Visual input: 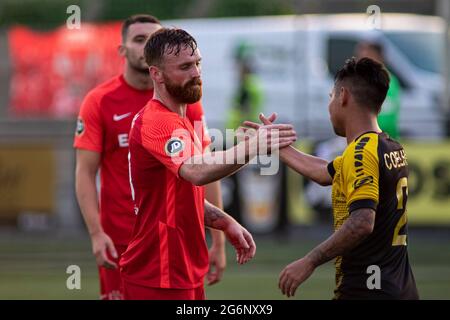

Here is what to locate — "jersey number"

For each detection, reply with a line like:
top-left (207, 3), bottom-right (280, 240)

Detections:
top-left (393, 177), bottom-right (408, 246)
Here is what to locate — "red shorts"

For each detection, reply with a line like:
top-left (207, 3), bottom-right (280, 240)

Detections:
top-left (122, 281), bottom-right (206, 300)
top-left (98, 244), bottom-right (127, 300)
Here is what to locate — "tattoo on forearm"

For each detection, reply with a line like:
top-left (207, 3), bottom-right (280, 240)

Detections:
top-left (204, 202), bottom-right (227, 229)
top-left (308, 208), bottom-right (375, 267)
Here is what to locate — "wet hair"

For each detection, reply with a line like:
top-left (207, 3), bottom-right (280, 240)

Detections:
top-left (144, 28), bottom-right (198, 67)
top-left (334, 57), bottom-right (390, 114)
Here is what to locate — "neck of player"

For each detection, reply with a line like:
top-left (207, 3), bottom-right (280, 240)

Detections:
top-left (153, 87), bottom-right (187, 118)
top-left (123, 63), bottom-right (153, 91)
top-left (345, 109), bottom-right (381, 144)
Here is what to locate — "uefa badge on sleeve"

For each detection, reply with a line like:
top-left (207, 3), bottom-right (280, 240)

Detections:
top-left (76, 118), bottom-right (85, 136)
top-left (165, 138), bottom-right (185, 157)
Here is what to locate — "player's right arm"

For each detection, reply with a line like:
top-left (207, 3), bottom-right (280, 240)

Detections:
top-left (243, 114), bottom-right (332, 186)
top-left (75, 150), bottom-right (118, 269)
top-left (179, 123), bottom-right (297, 185)
top-left (74, 91), bottom-right (117, 269)
top-left (278, 146), bottom-right (332, 186)
top-left (141, 115), bottom-right (295, 185)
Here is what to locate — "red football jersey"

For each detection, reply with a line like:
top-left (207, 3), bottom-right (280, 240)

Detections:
top-left (73, 75), bottom-right (153, 245)
top-left (120, 99), bottom-right (210, 289)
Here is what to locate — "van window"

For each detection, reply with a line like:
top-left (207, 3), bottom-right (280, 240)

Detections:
top-left (327, 37), bottom-right (410, 90)
top-left (385, 32), bottom-right (443, 74)
top-left (327, 38), bottom-right (359, 77)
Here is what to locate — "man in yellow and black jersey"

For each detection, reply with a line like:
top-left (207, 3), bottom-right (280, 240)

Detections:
top-left (326, 131), bottom-right (417, 299)
top-left (244, 57), bottom-right (418, 299)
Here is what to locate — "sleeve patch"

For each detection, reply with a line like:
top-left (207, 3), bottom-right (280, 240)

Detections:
top-left (76, 118), bottom-right (85, 136)
top-left (165, 138), bottom-right (185, 156)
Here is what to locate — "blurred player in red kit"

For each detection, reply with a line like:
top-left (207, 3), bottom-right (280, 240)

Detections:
top-left (74, 15), bottom-right (227, 300)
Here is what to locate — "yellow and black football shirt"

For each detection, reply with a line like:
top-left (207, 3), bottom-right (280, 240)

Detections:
top-left (327, 132), bottom-right (418, 300)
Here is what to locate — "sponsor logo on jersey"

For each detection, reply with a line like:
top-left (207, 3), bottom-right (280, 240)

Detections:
top-left (118, 133), bottom-right (129, 147)
top-left (113, 112), bottom-right (132, 121)
top-left (353, 176), bottom-right (374, 189)
top-left (354, 136), bottom-right (370, 179)
top-left (165, 138), bottom-right (184, 156)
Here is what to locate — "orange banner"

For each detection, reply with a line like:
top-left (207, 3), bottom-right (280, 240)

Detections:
top-left (8, 23), bottom-right (123, 118)
top-left (0, 144), bottom-right (55, 216)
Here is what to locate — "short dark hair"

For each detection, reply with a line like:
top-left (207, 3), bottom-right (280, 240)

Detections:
top-left (121, 14), bottom-right (161, 42)
top-left (334, 57), bottom-right (390, 114)
top-left (144, 28), bottom-right (198, 67)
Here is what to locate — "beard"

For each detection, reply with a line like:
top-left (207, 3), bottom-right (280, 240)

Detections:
top-left (163, 74), bottom-right (202, 104)
top-left (127, 54), bottom-right (149, 75)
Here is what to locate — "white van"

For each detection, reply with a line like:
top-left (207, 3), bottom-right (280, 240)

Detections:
top-left (167, 14), bottom-right (446, 140)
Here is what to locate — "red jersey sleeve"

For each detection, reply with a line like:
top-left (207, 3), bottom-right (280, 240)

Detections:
top-left (187, 101), bottom-right (211, 151)
top-left (73, 91), bottom-right (103, 152)
top-left (140, 116), bottom-right (197, 178)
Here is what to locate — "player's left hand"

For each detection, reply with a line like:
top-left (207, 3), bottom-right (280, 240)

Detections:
top-left (207, 243), bottom-right (226, 285)
top-left (224, 221), bottom-right (256, 265)
top-left (279, 257), bottom-right (315, 298)
top-left (242, 112), bottom-right (278, 130)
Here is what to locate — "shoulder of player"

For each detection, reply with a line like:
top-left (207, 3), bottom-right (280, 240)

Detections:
top-left (83, 75), bottom-right (124, 107)
top-left (378, 132), bottom-right (404, 151)
top-left (140, 108), bottom-right (186, 134)
top-left (186, 101), bottom-right (204, 120)
top-left (343, 132), bottom-right (380, 162)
